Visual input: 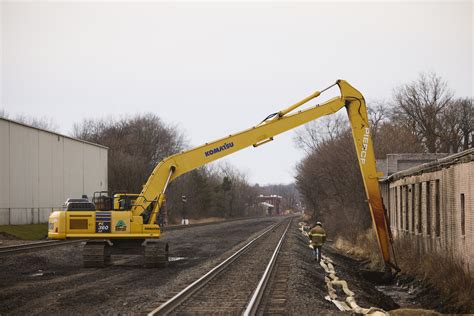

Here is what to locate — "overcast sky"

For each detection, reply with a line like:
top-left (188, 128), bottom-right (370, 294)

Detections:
top-left (1, 1), bottom-right (473, 185)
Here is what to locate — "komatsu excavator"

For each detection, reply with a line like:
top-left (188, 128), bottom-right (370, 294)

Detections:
top-left (48, 80), bottom-right (397, 273)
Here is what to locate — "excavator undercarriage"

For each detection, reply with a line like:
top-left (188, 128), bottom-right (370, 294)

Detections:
top-left (82, 239), bottom-right (168, 268)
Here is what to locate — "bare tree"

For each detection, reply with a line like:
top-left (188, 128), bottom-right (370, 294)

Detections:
top-left (368, 100), bottom-right (388, 142)
top-left (391, 72), bottom-right (453, 152)
top-left (454, 98), bottom-right (473, 151)
top-left (0, 110), bottom-right (59, 131)
top-left (0, 109), bottom-right (7, 118)
top-left (294, 113), bottom-right (347, 154)
top-left (439, 97), bottom-right (474, 153)
top-left (73, 114), bottom-right (186, 193)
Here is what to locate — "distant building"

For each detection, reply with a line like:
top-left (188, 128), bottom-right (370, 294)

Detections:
top-left (377, 153), bottom-right (449, 181)
top-left (257, 195), bottom-right (282, 215)
top-left (380, 149), bottom-right (473, 274)
top-left (0, 117), bottom-right (108, 225)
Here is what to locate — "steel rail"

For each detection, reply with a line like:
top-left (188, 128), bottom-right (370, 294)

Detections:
top-left (0, 239), bottom-right (86, 256)
top-left (148, 219), bottom-right (287, 316)
top-left (243, 218), bottom-right (292, 316)
top-left (162, 215), bottom-right (269, 231)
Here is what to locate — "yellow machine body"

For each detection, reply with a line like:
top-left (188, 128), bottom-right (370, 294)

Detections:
top-left (48, 210), bottom-right (160, 239)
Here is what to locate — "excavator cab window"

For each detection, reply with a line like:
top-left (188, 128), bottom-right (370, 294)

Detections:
top-left (119, 197), bottom-right (132, 210)
top-left (92, 191), bottom-right (113, 211)
top-left (112, 193), bottom-right (139, 211)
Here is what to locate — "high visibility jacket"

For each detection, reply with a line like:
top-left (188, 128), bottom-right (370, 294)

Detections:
top-left (308, 226), bottom-right (326, 246)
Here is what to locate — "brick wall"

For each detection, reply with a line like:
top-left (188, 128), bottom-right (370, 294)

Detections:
top-left (383, 154), bottom-right (473, 275)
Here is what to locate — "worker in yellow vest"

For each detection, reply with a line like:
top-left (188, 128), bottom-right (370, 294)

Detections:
top-left (308, 221), bottom-right (327, 262)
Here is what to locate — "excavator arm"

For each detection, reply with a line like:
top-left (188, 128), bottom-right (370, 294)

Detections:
top-left (131, 80), bottom-right (395, 270)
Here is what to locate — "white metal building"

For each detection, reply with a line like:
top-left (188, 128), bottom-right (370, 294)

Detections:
top-left (0, 117), bottom-right (108, 225)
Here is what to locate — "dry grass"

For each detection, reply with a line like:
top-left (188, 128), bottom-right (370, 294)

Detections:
top-left (394, 238), bottom-right (474, 314)
top-left (333, 229), bottom-right (474, 313)
top-left (388, 308), bottom-right (441, 316)
top-left (333, 229), bottom-right (384, 270)
top-left (0, 224), bottom-right (48, 240)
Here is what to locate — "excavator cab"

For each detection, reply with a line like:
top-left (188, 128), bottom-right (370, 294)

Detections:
top-left (91, 191), bottom-right (140, 211)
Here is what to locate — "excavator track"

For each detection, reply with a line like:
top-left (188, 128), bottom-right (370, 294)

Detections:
top-left (145, 241), bottom-right (168, 268)
top-left (83, 241), bottom-right (110, 268)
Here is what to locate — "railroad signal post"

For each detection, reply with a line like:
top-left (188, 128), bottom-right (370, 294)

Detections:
top-left (181, 195), bottom-right (188, 225)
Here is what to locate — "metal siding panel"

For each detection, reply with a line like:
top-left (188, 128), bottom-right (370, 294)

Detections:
top-left (52, 135), bottom-right (64, 207)
top-left (0, 209), bottom-right (9, 225)
top-left (39, 208), bottom-right (52, 222)
top-left (83, 144), bottom-right (100, 198)
top-left (101, 148), bottom-right (108, 191)
top-left (63, 138), bottom-right (84, 199)
top-left (29, 127), bottom-right (39, 209)
top-left (0, 120), bottom-right (9, 209)
top-left (83, 145), bottom-right (108, 198)
top-left (9, 124), bottom-right (28, 208)
top-left (10, 208), bottom-right (27, 225)
top-left (38, 131), bottom-right (53, 207)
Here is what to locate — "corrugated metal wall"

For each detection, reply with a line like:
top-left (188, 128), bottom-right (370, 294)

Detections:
top-left (383, 157), bottom-right (473, 274)
top-left (0, 118), bottom-right (108, 225)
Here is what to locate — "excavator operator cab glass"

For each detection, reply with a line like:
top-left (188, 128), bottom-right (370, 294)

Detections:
top-left (92, 191), bottom-right (113, 211)
top-left (114, 194), bottom-right (139, 211)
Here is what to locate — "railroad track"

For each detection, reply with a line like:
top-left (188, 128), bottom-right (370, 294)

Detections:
top-left (163, 215), bottom-right (268, 232)
top-left (0, 216), bottom-right (270, 257)
top-left (149, 217), bottom-right (293, 315)
top-left (0, 239), bottom-right (85, 256)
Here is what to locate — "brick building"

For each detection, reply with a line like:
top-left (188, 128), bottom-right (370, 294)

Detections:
top-left (380, 149), bottom-right (473, 274)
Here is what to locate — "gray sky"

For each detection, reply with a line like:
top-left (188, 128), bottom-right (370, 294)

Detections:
top-left (1, 1), bottom-right (473, 185)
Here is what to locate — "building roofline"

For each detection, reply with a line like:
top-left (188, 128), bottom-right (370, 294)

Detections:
top-left (0, 116), bottom-right (109, 150)
top-left (384, 148), bottom-right (474, 182)
top-left (384, 153), bottom-right (448, 157)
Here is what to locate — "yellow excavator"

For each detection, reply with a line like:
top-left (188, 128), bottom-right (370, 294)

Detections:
top-left (48, 80), bottom-right (397, 272)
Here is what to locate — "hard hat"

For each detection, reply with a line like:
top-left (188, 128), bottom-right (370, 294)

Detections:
top-left (316, 221), bottom-right (322, 226)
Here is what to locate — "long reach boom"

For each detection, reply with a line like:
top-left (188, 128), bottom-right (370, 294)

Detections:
top-left (48, 80), bottom-right (397, 272)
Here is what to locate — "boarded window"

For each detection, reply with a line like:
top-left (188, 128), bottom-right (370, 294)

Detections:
top-left (461, 194), bottom-right (465, 236)
top-left (426, 181), bottom-right (431, 235)
top-left (405, 185), bottom-right (409, 231)
top-left (399, 186), bottom-right (403, 230)
top-left (395, 187), bottom-right (399, 229)
top-left (435, 180), bottom-right (440, 237)
top-left (411, 184), bottom-right (415, 233)
top-left (417, 182), bottom-right (422, 234)
top-left (389, 188), bottom-right (397, 227)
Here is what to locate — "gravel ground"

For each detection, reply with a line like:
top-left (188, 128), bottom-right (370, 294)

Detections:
top-left (0, 217), bottom-right (280, 315)
top-left (286, 220), bottom-right (398, 315)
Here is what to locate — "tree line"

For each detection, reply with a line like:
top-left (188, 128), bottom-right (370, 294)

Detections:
top-left (295, 72), bottom-right (473, 239)
top-left (72, 114), bottom-right (299, 223)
